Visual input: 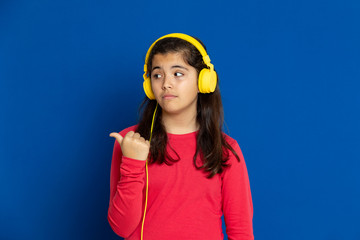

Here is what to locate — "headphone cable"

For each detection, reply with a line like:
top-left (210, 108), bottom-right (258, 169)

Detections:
top-left (141, 103), bottom-right (158, 240)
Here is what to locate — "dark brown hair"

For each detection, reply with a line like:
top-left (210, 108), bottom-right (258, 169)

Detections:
top-left (136, 37), bottom-right (240, 178)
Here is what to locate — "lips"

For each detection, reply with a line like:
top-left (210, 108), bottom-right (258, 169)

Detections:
top-left (162, 94), bottom-right (177, 100)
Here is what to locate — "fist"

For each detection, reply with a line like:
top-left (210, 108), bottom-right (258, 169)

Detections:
top-left (109, 131), bottom-right (150, 161)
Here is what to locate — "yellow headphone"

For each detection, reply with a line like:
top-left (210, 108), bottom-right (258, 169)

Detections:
top-left (142, 33), bottom-right (218, 100)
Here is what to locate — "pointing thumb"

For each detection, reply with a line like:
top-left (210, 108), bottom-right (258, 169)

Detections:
top-left (109, 132), bottom-right (123, 145)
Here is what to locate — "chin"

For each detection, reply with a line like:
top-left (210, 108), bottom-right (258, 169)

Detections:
top-left (161, 108), bottom-right (181, 115)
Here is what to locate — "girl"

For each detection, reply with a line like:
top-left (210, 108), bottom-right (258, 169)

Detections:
top-left (108, 33), bottom-right (254, 240)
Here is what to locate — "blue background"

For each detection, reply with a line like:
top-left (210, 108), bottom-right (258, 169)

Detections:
top-left (1, 0), bottom-right (359, 239)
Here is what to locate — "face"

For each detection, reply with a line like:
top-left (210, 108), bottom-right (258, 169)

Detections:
top-left (150, 52), bottom-right (199, 118)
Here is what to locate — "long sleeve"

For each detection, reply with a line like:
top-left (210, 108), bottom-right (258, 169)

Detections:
top-left (221, 140), bottom-right (254, 240)
top-left (107, 132), bottom-right (146, 238)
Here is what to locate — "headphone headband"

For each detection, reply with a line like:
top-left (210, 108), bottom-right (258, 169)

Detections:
top-left (143, 33), bottom-right (213, 77)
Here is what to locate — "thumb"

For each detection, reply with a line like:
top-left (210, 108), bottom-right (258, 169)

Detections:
top-left (109, 132), bottom-right (123, 145)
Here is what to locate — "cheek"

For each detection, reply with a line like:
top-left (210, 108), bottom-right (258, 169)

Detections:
top-left (151, 81), bottom-right (159, 93)
top-left (183, 80), bottom-right (199, 98)
top-left (191, 75), bottom-right (199, 92)
top-left (151, 81), bottom-right (163, 101)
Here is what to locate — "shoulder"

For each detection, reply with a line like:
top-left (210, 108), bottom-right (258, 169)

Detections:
top-left (220, 133), bottom-right (249, 179)
top-left (222, 132), bottom-right (245, 163)
top-left (222, 132), bottom-right (237, 146)
top-left (119, 125), bottom-right (138, 137)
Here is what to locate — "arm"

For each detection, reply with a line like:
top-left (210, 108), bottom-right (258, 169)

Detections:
top-left (107, 138), bottom-right (146, 238)
top-left (222, 140), bottom-right (254, 240)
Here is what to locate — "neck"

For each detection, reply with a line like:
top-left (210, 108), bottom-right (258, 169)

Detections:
top-left (161, 111), bottom-right (199, 134)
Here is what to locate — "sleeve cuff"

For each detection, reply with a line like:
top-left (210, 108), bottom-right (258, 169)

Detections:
top-left (120, 156), bottom-right (146, 175)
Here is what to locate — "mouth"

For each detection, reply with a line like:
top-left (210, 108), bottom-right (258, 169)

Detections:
top-left (162, 94), bottom-right (177, 100)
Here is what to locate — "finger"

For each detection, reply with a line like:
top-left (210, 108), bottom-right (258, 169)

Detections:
top-left (133, 132), bottom-right (141, 139)
top-left (109, 132), bottom-right (123, 145)
top-left (125, 131), bottom-right (135, 138)
top-left (145, 140), bottom-right (150, 147)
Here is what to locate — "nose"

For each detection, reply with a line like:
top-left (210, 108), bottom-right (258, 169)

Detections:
top-left (162, 74), bottom-right (172, 90)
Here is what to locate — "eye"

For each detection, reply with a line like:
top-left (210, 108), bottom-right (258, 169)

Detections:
top-left (151, 73), bottom-right (162, 79)
top-left (174, 72), bottom-right (184, 77)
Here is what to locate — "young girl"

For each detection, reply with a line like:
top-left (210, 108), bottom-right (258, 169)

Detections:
top-left (108, 33), bottom-right (254, 240)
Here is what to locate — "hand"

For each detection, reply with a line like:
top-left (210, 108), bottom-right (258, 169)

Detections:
top-left (109, 131), bottom-right (150, 161)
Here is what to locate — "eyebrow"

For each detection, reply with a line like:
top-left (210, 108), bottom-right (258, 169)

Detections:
top-left (152, 65), bottom-right (189, 71)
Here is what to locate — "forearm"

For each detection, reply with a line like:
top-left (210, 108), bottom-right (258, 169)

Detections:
top-left (108, 156), bottom-right (146, 238)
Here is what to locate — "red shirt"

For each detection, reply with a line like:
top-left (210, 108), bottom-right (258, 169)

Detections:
top-left (108, 125), bottom-right (254, 240)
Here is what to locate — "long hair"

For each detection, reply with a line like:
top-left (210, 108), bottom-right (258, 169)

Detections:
top-left (136, 37), bottom-right (240, 178)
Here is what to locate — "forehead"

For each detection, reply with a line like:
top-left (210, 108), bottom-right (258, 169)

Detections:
top-left (151, 52), bottom-right (189, 67)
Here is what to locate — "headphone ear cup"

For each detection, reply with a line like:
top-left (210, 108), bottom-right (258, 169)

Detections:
top-left (143, 77), bottom-right (156, 100)
top-left (198, 68), bottom-right (217, 93)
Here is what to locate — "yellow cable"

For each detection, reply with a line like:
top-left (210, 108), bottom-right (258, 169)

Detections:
top-left (141, 103), bottom-right (158, 240)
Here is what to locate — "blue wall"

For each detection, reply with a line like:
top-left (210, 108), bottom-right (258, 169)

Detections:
top-left (1, 0), bottom-right (359, 239)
